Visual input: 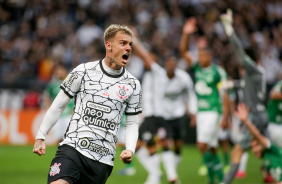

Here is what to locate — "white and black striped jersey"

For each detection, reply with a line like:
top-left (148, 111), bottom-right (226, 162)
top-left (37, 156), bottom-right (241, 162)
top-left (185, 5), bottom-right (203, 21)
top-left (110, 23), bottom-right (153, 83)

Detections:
top-left (59, 60), bottom-right (142, 166)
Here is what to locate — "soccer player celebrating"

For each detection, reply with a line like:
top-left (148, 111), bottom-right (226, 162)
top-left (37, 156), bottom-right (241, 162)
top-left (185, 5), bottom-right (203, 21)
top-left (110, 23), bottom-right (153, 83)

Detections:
top-left (221, 9), bottom-right (269, 184)
top-left (180, 17), bottom-right (229, 184)
top-left (33, 24), bottom-right (142, 184)
top-left (235, 103), bottom-right (282, 184)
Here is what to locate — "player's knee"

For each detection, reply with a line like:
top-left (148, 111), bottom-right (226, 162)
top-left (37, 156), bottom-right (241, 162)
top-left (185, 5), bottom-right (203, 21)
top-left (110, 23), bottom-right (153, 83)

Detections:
top-left (50, 179), bottom-right (69, 184)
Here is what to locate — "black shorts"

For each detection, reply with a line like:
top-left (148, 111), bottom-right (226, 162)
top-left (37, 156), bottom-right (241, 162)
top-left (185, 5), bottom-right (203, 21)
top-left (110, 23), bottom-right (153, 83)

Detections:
top-left (48, 144), bottom-right (113, 184)
top-left (165, 117), bottom-right (185, 140)
top-left (138, 116), bottom-right (165, 145)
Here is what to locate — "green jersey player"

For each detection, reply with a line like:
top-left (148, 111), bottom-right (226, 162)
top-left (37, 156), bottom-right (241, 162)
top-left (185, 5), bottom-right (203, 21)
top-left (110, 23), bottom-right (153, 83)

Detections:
top-left (267, 80), bottom-right (282, 148)
top-left (180, 18), bottom-right (229, 184)
top-left (236, 103), bottom-right (282, 184)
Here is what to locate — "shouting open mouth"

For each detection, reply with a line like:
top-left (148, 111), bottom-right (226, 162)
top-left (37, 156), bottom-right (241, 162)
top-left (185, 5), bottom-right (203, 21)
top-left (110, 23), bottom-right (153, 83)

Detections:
top-left (122, 54), bottom-right (130, 64)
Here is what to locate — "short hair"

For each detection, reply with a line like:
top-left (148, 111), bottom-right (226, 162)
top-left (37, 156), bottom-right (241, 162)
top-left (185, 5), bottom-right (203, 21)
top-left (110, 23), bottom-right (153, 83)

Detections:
top-left (104, 24), bottom-right (133, 43)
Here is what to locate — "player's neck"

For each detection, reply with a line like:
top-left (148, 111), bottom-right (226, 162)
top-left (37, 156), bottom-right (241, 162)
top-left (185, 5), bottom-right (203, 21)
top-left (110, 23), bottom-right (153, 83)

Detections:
top-left (105, 56), bottom-right (122, 70)
top-left (102, 59), bottom-right (123, 75)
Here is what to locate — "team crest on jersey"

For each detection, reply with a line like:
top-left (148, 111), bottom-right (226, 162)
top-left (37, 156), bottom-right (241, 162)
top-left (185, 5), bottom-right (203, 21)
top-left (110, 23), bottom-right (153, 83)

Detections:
top-left (117, 85), bottom-right (129, 99)
top-left (49, 163), bottom-right (61, 176)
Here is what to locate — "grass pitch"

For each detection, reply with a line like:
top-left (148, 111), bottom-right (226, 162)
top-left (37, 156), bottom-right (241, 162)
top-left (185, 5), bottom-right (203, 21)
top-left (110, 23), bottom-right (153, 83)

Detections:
top-left (0, 144), bottom-right (263, 184)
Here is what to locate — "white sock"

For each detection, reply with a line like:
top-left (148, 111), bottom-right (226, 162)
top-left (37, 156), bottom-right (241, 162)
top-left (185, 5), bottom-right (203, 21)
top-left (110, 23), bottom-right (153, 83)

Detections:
top-left (137, 147), bottom-right (161, 184)
top-left (238, 152), bottom-right (248, 172)
top-left (162, 150), bottom-right (178, 181)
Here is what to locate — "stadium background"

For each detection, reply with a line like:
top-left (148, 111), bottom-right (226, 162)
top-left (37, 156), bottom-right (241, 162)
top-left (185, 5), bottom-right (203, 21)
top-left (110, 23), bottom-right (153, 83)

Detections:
top-left (0, 0), bottom-right (281, 183)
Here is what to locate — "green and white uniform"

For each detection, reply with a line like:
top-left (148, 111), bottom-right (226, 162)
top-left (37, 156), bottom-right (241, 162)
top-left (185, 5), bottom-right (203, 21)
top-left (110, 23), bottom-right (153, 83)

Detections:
top-left (191, 62), bottom-right (227, 147)
top-left (44, 80), bottom-right (75, 142)
top-left (267, 80), bottom-right (282, 148)
top-left (264, 140), bottom-right (282, 182)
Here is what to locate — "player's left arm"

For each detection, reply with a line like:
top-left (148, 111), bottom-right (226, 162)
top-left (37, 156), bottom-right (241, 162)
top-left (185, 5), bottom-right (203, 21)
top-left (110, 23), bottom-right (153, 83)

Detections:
top-left (217, 67), bottom-right (230, 129)
top-left (120, 79), bottom-right (142, 164)
top-left (221, 91), bottom-right (230, 129)
top-left (120, 114), bottom-right (140, 164)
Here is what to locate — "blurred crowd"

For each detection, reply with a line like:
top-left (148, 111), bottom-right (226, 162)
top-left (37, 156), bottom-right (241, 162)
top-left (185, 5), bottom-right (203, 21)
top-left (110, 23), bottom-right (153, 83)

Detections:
top-left (0, 0), bottom-right (282, 110)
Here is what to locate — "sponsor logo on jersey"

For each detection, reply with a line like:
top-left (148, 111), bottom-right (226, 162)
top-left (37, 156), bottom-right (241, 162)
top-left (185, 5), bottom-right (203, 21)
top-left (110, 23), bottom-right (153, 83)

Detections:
top-left (83, 102), bottom-right (116, 130)
top-left (195, 81), bottom-right (212, 95)
top-left (86, 102), bottom-right (111, 112)
top-left (117, 85), bottom-right (129, 99)
top-left (49, 163), bottom-right (61, 176)
top-left (78, 138), bottom-right (109, 156)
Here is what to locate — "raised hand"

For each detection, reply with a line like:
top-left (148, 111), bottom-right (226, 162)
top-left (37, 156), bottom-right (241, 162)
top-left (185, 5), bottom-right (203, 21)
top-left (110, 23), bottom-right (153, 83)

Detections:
top-left (235, 103), bottom-right (250, 122)
top-left (220, 8), bottom-right (233, 25)
top-left (182, 17), bottom-right (197, 35)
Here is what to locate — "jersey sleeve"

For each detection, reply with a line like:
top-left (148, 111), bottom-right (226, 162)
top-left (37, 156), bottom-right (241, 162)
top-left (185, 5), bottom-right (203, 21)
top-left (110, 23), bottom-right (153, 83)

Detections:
top-left (60, 64), bottom-right (85, 98)
top-left (125, 79), bottom-right (142, 115)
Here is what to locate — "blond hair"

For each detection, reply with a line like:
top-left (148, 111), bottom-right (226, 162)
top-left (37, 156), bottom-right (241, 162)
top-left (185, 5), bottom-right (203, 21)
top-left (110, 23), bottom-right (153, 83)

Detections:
top-left (104, 24), bottom-right (133, 43)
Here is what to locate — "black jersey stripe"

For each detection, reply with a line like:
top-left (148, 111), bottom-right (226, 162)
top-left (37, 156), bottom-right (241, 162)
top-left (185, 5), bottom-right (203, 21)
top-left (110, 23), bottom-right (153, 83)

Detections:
top-left (60, 86), bottom-right (73, 98)
top-left (125, 111), bottom-right (142, 115)
top-left (99, 60), bottom-right (125, 78)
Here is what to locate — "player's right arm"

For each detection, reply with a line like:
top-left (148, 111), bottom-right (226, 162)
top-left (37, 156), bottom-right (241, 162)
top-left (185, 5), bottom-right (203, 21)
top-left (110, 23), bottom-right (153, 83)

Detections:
top-left (179, 18), bottom-right (197, 68)
top-left (34, 65), bottom-right (84, 156)
top-left (33, 90), bottom-right (71, 156)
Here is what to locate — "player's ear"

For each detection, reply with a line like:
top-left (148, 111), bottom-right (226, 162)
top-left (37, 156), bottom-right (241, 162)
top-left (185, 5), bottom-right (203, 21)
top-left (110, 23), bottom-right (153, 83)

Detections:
top-left (105, 41), bottom-right (112, 52)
